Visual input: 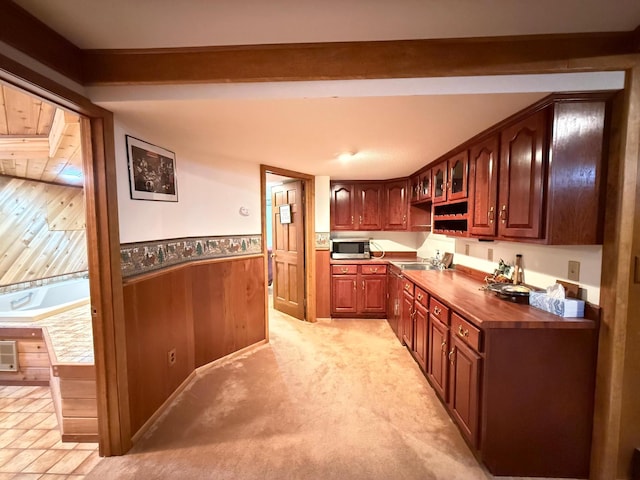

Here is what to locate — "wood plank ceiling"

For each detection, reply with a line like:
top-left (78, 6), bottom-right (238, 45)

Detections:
top-left (0, 83), bottom-right (83, 187)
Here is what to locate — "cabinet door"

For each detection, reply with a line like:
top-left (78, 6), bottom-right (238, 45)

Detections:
top-left (432, 162), bottom-right (448, 203)
top-left (330, 183), bottom-right (356, 231)
top-left (383, 180), bottom-right (408, 230)
top-left (419, 169), bottom-right (432, 201)
top-left (331, 274), bottom-right (358, 314)
top-left (359, 274), bottom-right (387, 313)
top-left (386, 272), bottom-right (399, 337)
top-left (401, 290), bottom-right (414, 349)
top-left (448, 151), bottom-right (469, 201)
top-left (469, 135), bottom-right (499, 237)
top-left (357, 184), bottom-right (383, 230)
top-left (427, 316), bottom-right (449, 401)
top-left (410, 175), bottom-right (421, 204)
top-left (448, 336), bottom-right (482, 448)
top-left (413, 302), bottom-right (428, 371)
top-left (498, 110), bottom-right (547, 239)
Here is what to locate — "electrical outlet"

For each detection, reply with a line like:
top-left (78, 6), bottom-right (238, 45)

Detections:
top-left (487, 248), bottom-right (494, 261)
top-left (464, 244), bottom-right (470, 256)
top-left (568, 261), bottom-right (580, 282)
top-left (168, 348), bottom-right (176, 366)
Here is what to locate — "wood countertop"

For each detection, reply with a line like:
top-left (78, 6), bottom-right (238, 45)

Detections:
top-left (401, 268), bottom-right (596, 330)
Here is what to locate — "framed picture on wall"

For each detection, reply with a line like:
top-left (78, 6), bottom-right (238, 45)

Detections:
top-left (126, 135), bottom-right (178, 202)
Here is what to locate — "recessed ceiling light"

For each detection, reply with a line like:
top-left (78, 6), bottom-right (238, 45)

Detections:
top-left (337, 150), bottom-right (358, 162)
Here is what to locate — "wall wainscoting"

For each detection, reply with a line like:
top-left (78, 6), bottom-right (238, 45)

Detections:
top-left (120, 234), bottom-right (262, 278)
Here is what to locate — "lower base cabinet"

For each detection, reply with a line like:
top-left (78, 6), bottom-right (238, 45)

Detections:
top-left (395, 281), bottom-right (597, 478)
top-left (331, 264), bottom-right (387, 318)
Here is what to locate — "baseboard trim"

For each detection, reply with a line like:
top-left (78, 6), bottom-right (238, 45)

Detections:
top-left (130, 339), bottom-right (268, 445)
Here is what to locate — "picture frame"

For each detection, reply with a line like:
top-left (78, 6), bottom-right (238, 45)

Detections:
top-left (126, 135), bottom-right (178, 202)
top-left (279, 204), bottom-right (292, 224)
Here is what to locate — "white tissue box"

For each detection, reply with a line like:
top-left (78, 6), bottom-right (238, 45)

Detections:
top-left (529, 291), bottom-right (585, 318)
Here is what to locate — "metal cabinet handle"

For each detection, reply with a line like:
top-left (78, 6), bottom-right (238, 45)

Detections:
top-left (441, 341), bottom-right (447, 354)
top-left (417, 293), bottom-right (423, 301)
top-left (353, 280), bottom-right (356, 290)
top-left (341, 267), bottom-right (348, 273)
top-left (433, 306), bottom-right (441, 315)
top-left (362, 280), bottom-right (365, 290)
top-left (371, 267), bottom-right (378, 273)
top-left (359, 215), bottom-right (363, 224)
top-left (500, 204), bottom-right (507, 224)
top-left (488, 206), bottom-right (495, 224)
top-left (405, 284), bottom-right (410, 291)
top-left (458, 325), bottom-right (469, 338)
top-left (448, 347), bottom-right (456, 364)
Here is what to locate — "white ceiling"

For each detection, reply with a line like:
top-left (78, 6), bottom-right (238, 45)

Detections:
top-left (14, 0), bottom-right (640, 49)
top-left (11, 1), bottom-right (636, 179)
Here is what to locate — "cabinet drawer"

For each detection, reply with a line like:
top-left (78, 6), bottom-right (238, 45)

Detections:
top-left (402, 280), bottom-right (414, 296)
top-left (332, 265), bottom-right (357, 275)
top-left (429, 297), bottom-right (450, 325)
top-left (415, 287), bottom-right (428, 308)
top-left (361, 264), bottom-right (387, 275)
top-left (451, 312), bottom-right (482, 352)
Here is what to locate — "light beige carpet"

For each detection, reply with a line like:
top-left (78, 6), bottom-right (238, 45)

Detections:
top-left (86, 308), bottom-right (495, 480)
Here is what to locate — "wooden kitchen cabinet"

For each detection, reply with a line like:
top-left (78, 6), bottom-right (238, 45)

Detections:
top-left (466, 94), bottom-right (610, 244)
top-left (411, 169), bottom-right (432, 204)
top-left (468, 134), bottom-right (500, 237)
top-left (498, 109), bottom-right (547, 240)
top-left (427, 297), bottom-right (451, 401)
top-left (447, 151), bottom-right (469, 201)
top-left (411, 287), bottom-right (429, 372)
top-left (383, 179), bottom-right (409, 230)
top-left (331, 263), bottom-right (386, 318)
top-left (448, 332), bottom-right (482, 449)
top-left (386, 266), bottom-right (403, 341)
top-left (400, 280), bottom-right (415, 348)
top-left (330, 265), bottom-right (358, 314)
top-left (432, 162), bottom-right (448, 203)
top-left (329, 182), bottom-right (383, 231)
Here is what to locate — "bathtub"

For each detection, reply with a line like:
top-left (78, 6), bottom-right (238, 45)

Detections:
top-left (0, 279), bottom-right (90, 323)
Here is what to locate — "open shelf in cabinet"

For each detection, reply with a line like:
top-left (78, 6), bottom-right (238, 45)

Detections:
top-left (432, 200), bottom-right (468, 236)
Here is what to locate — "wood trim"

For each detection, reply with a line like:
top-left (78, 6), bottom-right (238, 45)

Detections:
top-left (0, 2), bottom-right (84, 83)
top-left (0, 52), bottom-right (132, 457)
top-left (79, 32), bottom-right (639, 85)
top-left (590, 66), bottom-right (640, 479)
top-left (261, 164), bottom-right (316, 323)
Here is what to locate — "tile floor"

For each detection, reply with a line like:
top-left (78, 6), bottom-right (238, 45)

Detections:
top-left (0, 385), bottom-right (100, 479)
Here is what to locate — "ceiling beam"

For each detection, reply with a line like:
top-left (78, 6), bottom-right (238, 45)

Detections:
top-left (0, 2), bottom-right (84, 84)
top-left (81, 31), bottom-right (640, 86)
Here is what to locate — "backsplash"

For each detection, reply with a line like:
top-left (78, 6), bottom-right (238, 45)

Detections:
top-left (120, 234), bottom-right (262, 278)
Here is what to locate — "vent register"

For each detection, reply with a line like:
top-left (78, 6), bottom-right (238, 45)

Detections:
top-left (0, 341), bottom-right (18, 371)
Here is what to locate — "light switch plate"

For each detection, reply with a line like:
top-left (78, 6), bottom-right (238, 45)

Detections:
top-left (568, 261), bottom-right (580, 282)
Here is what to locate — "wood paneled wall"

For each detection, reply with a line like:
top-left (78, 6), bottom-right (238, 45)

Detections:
top-left (315, 250), bottom-right (331, 318)
top-left (0, 176), bottom-right (86, 285)
top-left (123, 255), bottom-right (266, 435)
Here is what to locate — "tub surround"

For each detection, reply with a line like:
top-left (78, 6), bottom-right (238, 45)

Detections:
top-left (0, 304), bottom-right (97, 442)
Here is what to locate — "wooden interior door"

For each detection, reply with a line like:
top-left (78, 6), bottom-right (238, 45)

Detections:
top-left (271, 181), bottom-right (305, 320)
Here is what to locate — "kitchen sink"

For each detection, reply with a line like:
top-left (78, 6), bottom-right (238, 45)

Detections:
top-left (392, 262), bottom-right (439, 271)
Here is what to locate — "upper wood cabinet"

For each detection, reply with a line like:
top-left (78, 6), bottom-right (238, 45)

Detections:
top-left (330, 183), bottom-right (382, 231)
top-left (448, 151), bottom-right (469, 201)
top-left (469, 135), bottom-right (500, 237)
top-left (410, 169), bottom-right (432, 204)
top-left (432, 162), bottom-right (448, 203)
top-left (498, 110), bottom-right (547, 240)
top-left (433, 152), bottom-right (469, 204)
top-left (331, 181), bottom-right (409, 231)
top-left (383, 180), bottom-right (409, 230)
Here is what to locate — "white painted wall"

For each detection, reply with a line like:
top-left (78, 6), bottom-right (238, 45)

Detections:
top-left (114, 119), bottom-right (261, 243)
top-left (315, 176), bottom-right (331, 232)
top-left (417, 233), bottom-right (602, 304)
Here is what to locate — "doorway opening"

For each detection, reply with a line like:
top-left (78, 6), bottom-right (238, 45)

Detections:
top-left (260, 165), bottom-right (316, 329)
top-left (0, 81), bottom-right (100, 455)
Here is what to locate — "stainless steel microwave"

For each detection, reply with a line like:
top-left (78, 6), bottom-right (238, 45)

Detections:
top-left (330, 238), bottom-right (371, 259)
